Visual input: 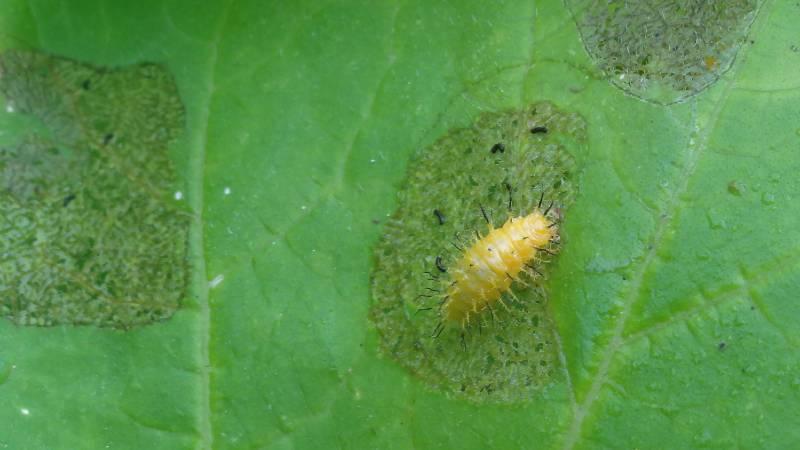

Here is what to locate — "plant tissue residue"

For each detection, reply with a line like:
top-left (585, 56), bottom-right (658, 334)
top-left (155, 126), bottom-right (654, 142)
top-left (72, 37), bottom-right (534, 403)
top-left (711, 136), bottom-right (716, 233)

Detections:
top-left (568, 0), bottom-right (762, 103)
top-left (0, 49), bottom-right (189, 328)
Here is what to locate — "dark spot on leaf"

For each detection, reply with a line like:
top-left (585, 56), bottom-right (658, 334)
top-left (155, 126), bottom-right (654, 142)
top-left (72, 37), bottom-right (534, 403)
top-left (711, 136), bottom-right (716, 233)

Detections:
top-left (62, 193), bottom-right (76, 207)
top-left (433, 208), bottom-right (445, 225)
top-left (435, 255), bottom-right (447, 273)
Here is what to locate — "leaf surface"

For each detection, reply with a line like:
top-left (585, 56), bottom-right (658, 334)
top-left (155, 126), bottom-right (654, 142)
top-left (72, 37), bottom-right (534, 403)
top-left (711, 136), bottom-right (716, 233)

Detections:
top-left (1, 0), bottom-right (799, 449)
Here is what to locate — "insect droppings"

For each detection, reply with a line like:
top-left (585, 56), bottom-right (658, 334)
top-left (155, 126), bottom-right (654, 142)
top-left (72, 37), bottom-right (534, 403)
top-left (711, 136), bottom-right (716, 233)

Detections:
top-left (433, 209), bottom-right (446, 225)
top-left (435, 255), bottom-right (447, 273)
top-left (62, 193), bottom-right (76, 207)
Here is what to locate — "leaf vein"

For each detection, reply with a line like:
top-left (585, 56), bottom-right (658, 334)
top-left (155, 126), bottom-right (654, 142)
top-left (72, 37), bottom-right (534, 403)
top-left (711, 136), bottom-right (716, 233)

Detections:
top-left (188, 1), bottom-right (235, 449)
top-left (560, 1), bottom-right (774, 447)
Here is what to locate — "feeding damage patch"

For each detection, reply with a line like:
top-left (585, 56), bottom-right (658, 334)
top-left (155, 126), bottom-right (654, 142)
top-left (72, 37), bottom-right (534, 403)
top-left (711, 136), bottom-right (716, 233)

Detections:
top-left (0, 49), bottom-right (188, 328)
top-left (371, 102), bottom-right (586, 403)
top-left (567, 0), bottom-right (762, 103)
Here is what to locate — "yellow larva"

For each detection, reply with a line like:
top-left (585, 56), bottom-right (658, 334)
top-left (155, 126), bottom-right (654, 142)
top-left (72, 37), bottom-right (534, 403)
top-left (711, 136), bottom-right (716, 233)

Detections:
top-left (443, 210), bottom-right (554, 327)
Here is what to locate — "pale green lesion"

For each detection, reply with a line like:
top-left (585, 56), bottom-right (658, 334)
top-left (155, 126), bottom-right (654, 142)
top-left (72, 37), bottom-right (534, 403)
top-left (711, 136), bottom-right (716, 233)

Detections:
top-left (568, 0), bottom-right (762, 103)
top-left (0, 49), bottom-right (189, 328)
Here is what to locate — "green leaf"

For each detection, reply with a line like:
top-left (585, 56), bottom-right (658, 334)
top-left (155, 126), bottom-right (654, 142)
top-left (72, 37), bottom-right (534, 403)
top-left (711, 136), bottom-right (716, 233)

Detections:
top-left (1, 0), bottom-right (799, 449)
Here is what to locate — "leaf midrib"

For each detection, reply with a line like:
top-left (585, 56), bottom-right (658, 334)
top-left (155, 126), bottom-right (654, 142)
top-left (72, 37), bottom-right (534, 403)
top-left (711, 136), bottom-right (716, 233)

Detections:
top-left (187, 1), bottom-right (234, 449)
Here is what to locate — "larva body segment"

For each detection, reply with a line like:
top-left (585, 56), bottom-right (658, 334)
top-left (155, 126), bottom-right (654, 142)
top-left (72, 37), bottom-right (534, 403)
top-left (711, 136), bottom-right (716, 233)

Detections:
top-left (444, 210), bottom-right (554, 326)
